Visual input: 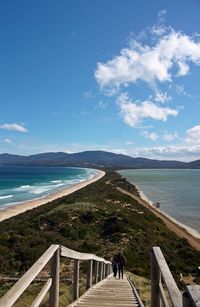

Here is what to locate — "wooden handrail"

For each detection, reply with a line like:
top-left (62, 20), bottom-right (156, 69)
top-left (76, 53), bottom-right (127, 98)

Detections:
top-left (0, 244), bottom-right (59, 307)
top-left (60, 245), bottom-right (110, 263)
top-left (0, 244), bottom-right (111, 307)
top-left (127, 276), bottom-right (145, 307)
top-left (151, 247), bottom-right (182, 307)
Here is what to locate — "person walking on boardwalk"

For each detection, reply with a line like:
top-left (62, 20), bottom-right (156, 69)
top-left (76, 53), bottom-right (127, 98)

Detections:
top-left (112, 253), bottom-right (118, 277)
top-left (117, 252), bottom-right (126, 279)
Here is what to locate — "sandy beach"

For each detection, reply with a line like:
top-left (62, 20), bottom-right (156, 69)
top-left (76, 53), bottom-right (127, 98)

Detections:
top-left (135, 185), bottom-right (200, 239)
top-left (0, 170), bottom-right (105, 223)
top-left (117, 186), bottom-right (200, 251)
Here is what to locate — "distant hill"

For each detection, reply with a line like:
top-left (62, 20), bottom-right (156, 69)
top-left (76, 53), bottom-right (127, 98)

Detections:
top-left (183, 159), bottom-right (200, 169)
top-left (0, 150), bottom-right (190, 169)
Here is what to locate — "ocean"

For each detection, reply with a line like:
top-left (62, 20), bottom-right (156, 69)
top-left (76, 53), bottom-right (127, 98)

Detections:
top-left (0, 166), bottom-right (97, 209)
top-left (118, 169), bottom-right (200, 234)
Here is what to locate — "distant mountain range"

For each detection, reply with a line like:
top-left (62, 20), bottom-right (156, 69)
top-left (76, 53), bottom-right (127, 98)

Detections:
top-left (0, 150), bottom-right (199, 169)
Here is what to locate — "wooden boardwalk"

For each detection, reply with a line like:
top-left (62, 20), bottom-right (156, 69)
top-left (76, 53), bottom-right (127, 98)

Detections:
top-left (71, 275), bottom-right (140, 307)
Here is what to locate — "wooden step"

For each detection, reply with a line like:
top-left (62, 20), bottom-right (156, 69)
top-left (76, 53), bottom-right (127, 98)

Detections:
top-left (72, 275), bottom-right (139, 307)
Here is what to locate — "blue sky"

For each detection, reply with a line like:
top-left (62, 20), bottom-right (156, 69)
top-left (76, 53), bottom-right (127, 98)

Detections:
top-left (0, 0), bottom-right (200, 161)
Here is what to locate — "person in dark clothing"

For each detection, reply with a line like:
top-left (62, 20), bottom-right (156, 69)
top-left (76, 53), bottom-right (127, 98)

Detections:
top-left (117, 252), bottom-right (126, 279)
top-left (112, 254), bottom-right (118, 277)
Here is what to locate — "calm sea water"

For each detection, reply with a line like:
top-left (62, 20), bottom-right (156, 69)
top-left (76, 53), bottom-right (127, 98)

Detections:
top-left (0, 166), bottom-right (97, 209)
top-left (118, 169), bottom-right (200, 234)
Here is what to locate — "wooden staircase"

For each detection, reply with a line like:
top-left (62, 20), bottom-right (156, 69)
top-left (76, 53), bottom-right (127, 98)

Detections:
top-left (1, 245), bottom-right (199, 306)
top-left (70, 275), bottom-right (142, 307)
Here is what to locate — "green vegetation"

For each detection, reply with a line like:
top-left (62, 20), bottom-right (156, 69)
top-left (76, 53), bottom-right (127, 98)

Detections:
top-left (0, 281), bottom-right (77, 306)
top-left (0, 171), bottom-right (199, 285)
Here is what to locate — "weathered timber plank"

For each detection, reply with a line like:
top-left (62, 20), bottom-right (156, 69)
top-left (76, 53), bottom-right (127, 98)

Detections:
top-left (71, 275), bottom-right (138, 307)
top-left (73, 259), bottom-right (80, 301)
top-left (60, 245), bottom-right (110, 263)
top-left (31, 278), bottom-right (52, 307)
top-left (153, 247), bottom-right (182, 307)
top-left (76, 304), bottom-right (138, 307)
top-left (49, 248), bottom-right (60, 307)
top-left (186, 285), bottom-right (200, 306)
top-left (159, 283), bottom-right (170, 307)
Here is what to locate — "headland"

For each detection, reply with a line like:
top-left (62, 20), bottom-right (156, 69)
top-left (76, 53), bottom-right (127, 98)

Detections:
top-left (0, 171), bottom-right (199, 286)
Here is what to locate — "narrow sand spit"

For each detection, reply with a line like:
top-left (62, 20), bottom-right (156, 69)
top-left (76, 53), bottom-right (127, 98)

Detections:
top-left (0, 170), bottom-right (105, 222)
top-left (117, 187), bottom-right (200, 251)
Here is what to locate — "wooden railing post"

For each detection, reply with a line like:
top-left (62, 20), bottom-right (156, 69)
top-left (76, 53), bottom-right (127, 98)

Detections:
top-left (94, 261), bottom-right (99, 284)
top-left (86, 260), bottom-right (93, 290)
top-left (99, 262), bottom-right (103, 281)
top-left (150, 249), bottom-right (161, 307)
top-left (103, 263), bottom-right (105, 279)
top-left (73, 259), bottom-right (80, 301)
top-left (105, 263), bottom-right (108, 277)
top-left (49, 247), bottom-right (60, 307)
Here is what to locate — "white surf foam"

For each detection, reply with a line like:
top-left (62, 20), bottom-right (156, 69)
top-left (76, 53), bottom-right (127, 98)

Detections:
top-left (0, 195), bottom-right (13, 200)
top-left (15, 185), bottom-right (31, 191)
top-left (51, 180), bottom-right (62, 183)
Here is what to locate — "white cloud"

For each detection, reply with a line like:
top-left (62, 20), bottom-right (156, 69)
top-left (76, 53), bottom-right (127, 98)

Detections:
top-left (111, 145), bottom-right (200, 162)
top-left (150, 24), bottom-right (167, 37)
top-left (186, 125), bottom-right (200, 144)
top-left (0, 123), bottom-right (28, 133)
top-left (158, 9), bottom-right (167, 23)
top-left (141, 131), bottom-right (159, 141)
top-left (95, 28), bottom-right (200, 91)
top-left (118, 93), bottom-right (178, 127)
top-left (150, 10), bottom-right (168, 37)
top-left (163, 132), bottom-right (178, 141)
top-left (64, 142), bottom-right (200, 161)
top-left (176, 61), bottom-right (189, 76)
top-left (175, 84), bottom-right (189, 96)
top-left (154, 90), bottom-right (171, 103)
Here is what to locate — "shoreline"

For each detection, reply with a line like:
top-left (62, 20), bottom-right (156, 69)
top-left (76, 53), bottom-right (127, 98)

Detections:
top-left (136, 185), bottom-right (200, 240)
top-left (117, 185), bottom-right (200, 251)
top-left (0, 169), bottom-right (105, 223)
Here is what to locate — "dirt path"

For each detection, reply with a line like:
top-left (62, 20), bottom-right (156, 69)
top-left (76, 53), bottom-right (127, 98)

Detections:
top-left (117, 187), bottom-right (200, 251)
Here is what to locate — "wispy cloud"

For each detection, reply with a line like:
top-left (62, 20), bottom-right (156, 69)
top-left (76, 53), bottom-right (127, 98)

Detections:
top-left (186, 125), bottom-right (200, 144)
top-left (0, 123), bottom-right (28, 133)
top-left (126, 141), bottom-right (134, 146)
top-left (83, 90), bottom-right (95, 99)
top-left (3, 138), bottom-right (12, 144)
top-left (163, 131), bottom-right (178, 142)
top-left (154, 90), bottom-right (171, 103)
top-left (140, 131), bottom-right (159, 141)
top-left (118, 93), bottom-right (178, 127)
top-left (94, 100), bottom-right (107, 109)
top-left (175, 84), bottom-right (190, 97)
